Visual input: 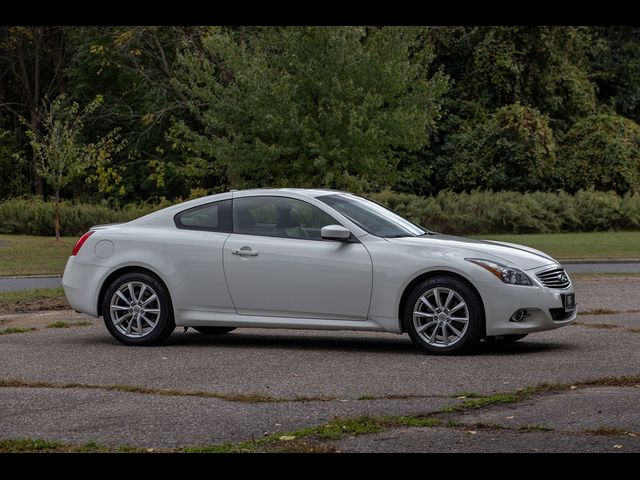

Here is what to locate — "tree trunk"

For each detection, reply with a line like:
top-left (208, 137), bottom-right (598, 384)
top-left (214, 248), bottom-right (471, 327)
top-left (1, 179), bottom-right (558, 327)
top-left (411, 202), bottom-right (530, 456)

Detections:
top-left (54, 192), bottom-right (61, 241)
top-left (30, 111), bottom-right (44, 196)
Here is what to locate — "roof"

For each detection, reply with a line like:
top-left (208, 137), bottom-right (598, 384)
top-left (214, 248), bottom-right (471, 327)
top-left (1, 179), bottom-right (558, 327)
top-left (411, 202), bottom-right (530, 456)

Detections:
top-left (229, 188), bottom-right (346, 198)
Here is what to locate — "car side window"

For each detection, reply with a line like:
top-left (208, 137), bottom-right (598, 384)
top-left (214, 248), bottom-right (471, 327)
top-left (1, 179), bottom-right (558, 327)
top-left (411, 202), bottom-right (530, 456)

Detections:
top-left (174, 199), bottom-right (232, 232)
top-left (233, 196), bottom-right (339, 240)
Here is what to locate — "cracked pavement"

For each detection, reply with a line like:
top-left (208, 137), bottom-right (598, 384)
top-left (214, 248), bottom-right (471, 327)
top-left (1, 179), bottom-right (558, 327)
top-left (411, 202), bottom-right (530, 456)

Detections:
top-left (1, 278), bottom-right (639, 452)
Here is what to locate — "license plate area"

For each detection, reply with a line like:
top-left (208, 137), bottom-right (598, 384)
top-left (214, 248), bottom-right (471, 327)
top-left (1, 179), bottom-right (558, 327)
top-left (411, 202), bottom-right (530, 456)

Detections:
top-left (562, 293), bottom-right (576, 312)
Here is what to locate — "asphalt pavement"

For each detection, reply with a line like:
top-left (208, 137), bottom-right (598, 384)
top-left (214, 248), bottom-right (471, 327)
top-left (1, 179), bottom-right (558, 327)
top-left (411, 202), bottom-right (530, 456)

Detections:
top-left (1, 277), bottom-right (639, 451)
top-left (0, 275), bottom-right (62, 292)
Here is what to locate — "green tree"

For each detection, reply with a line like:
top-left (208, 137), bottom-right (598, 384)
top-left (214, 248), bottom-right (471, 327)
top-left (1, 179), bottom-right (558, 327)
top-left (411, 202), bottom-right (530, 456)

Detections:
top-left (437, 103), bottom-right (557, 192)
top-left (64, 26), bottom-right (206, 201)
top-left (468, 27), bottom-right (598, 127)
top-left (558, 113), bottom-right (640, 194)
top-left (26, 95), bottom-right (123, 240)
top-left (591, 27), bottom-right (640, 123)
top-left (0, 26), bottom-right (68, 195)
top-left (170, 26), bottom-right (449, 191)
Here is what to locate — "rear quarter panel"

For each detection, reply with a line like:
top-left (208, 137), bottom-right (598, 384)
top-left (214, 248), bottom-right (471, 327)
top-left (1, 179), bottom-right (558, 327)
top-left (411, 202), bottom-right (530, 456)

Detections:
top-left (75, 226), bottom-right (235, 319)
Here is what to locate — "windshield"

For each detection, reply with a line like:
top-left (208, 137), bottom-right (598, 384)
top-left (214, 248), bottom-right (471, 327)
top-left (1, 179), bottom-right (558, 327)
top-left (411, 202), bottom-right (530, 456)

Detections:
top-left (318, 194), bottom-right (427, 238)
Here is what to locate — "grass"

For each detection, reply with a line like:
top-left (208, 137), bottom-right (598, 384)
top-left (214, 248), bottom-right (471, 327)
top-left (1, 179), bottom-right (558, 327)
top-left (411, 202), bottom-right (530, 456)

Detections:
top-left (0, 231), bottom-right (639, 278)
top-left (518, 424), bottom-right (554, 432)
top-left (476, 231), bottom-right (640, 260)
top-left (0, 235), bottom-right (78, 276)
top-left (0, 377), bottom-right (334, 404)
top-left (572, 321), bottom-right (621, 330)
top-left (0, 327), bottom-right (36, 335)
top-left (439, 376), bottom-right (640, 415)
top-left (0, 286), bottom-right (67, 314)
top-left (439, 393), bottom-right (524, 413)
top-left (46, 320), bottom-right (92, 328)
top-left (585, 427), bottom-right (632, 437)
top-left (571, 272), bottom-right (640, 279)
top-left (578, 308), bottom-right (619, 315)
top-left (5, 375), bottom-right (640, 453)
top-left (0, 438), bottom-right (147, 453)
top-left (182, 415), bottom-right (443, 453)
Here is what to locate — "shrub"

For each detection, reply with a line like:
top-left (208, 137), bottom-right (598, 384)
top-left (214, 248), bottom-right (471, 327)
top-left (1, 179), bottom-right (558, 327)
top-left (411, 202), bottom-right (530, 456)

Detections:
top-left (558, 113), bottom-right (640, 194)
top-left (0, 197), bottom-right (168, 236)
top-left (1, 190), bottom-right (639, 236)
top-left (437, 104), bottom-right (557, 192)
top-left (368, 189), bottom-right (640, 234)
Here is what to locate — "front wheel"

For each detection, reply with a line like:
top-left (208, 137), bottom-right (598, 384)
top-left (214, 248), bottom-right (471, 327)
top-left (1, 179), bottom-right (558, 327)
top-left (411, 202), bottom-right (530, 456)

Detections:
top-left (102, 272), bottom-right (175, 346)
top-left (403, 276), bottom-right (484, 355)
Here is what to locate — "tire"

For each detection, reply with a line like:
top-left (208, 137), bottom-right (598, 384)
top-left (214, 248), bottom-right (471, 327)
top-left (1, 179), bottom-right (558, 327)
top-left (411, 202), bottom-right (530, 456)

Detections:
top-left (102, 272), bottom-right (175, 346)
top-left (403, 276), bottom-right (484, 355)
top-left (485, 334), bottom-right (528, 344)
top-left (192, 326), bottom-right (236, 335)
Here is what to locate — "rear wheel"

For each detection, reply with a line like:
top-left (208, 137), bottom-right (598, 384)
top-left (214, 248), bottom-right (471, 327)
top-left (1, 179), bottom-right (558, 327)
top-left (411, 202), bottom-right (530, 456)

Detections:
top-left (485, 334), bottom-right (528, 344)
top-left (403, 276), bottom-right (484, 355)
top-left (102, 272), bottom-right (175, 346)
top-left (192, 326), bottom-right (236, 335)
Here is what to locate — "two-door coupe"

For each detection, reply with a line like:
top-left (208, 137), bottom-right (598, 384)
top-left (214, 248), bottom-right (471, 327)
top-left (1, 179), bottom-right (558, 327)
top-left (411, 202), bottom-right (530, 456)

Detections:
top-left (62, 189), bottom-right (577, 354)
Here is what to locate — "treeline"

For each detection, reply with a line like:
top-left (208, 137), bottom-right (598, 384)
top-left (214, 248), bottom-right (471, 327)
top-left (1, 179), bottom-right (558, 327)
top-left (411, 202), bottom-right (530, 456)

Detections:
top-left (2, 190), bottom-right (639, 237)
top-left (2, 26), bottom-right (640, 204)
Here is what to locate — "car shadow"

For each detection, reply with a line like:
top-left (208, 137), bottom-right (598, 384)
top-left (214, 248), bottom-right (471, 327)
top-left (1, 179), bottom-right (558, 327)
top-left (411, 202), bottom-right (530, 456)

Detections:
top-left (157, 330), bottom-right (571, 356)
top-left (166, 330), bottom-right (418, 354)
top-left (77, 328), bottom-right (572, 356)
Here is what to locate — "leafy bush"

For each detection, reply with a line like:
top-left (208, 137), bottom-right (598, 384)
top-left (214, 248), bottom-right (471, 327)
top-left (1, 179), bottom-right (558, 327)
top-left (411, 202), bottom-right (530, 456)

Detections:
top-left (369, 189), bottom-right (640, 235)
top-left (0, 197), bottom-right (168, 236)
top-left (1, 190), bottom-right (639, 236)
top-left (558, 113), bottom-right (640, 194)
top-left (437, 103), bottom-right (557, 192)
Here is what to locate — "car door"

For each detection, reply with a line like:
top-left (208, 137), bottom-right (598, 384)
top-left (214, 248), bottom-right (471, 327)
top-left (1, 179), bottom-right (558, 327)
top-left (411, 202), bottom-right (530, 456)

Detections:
top-left (223, 195), bottom-right (373, 320)
top-left (168, 198), bottom-right (236, 314)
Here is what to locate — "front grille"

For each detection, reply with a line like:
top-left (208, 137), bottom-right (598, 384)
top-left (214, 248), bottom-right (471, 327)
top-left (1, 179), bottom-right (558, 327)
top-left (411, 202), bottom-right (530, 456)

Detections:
top-left (536, 267), bottom-right (571, 289)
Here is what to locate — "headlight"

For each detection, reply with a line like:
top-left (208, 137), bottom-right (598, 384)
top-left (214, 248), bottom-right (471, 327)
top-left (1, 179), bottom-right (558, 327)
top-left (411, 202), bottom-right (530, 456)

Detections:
top-left (466, 258), bottom-right (533, 286)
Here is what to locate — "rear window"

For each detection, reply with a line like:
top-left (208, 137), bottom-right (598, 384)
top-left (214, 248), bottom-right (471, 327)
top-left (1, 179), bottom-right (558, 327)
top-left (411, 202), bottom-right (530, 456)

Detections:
top-left (174, 200), bottom-right (232, 232)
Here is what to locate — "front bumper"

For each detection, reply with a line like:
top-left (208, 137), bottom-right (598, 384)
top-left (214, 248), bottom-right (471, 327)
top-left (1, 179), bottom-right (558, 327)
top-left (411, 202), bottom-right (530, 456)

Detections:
top-left (480, 265), bottom-right (577, 336)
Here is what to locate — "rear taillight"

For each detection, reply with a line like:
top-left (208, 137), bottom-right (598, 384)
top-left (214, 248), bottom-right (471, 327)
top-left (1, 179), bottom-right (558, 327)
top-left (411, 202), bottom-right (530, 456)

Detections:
top-left (72, 231), bottom-right (95, 256)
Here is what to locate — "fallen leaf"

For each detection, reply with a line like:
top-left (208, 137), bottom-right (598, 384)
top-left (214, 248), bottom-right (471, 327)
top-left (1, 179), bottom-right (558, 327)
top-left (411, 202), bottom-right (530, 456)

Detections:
top-left (613, 445), bottom-right (623, 449)
top-left (279, 435), bottom-right (296, 441)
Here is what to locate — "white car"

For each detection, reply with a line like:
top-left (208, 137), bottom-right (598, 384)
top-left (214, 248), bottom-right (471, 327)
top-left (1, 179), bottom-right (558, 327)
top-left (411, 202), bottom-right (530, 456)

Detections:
top-left (62, 189), bottom-right (577, 354)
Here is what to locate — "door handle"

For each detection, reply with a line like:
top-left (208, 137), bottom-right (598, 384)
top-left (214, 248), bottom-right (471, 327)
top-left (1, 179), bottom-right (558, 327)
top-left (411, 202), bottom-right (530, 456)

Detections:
top-left (231, 248), bottom-right (259, 256)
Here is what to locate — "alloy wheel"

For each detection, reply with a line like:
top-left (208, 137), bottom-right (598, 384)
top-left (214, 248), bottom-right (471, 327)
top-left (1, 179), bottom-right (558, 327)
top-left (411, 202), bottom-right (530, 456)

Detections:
top-left (109, 281), bottom-right (162, 338)
top-left (412, 287), bottom-right (470, 348)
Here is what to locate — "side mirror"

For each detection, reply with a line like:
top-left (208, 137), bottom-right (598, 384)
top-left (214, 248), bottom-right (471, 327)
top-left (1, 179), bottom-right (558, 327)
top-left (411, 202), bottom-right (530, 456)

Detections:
top-left (321, 224), bottom-right (352, 241)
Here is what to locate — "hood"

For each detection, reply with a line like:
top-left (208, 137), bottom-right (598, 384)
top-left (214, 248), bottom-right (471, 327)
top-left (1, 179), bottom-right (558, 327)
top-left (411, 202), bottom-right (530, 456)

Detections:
top-left (386, 234), bottom-right (559, 271)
